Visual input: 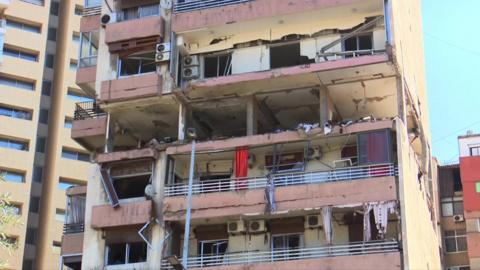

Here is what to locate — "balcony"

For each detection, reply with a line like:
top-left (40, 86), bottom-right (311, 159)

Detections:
top-left (163, 125), bottom-right (398, 221)
top-left (165, 163), bottom-right (397, 196)
top-left (174, 0), bottom-right (251, 13)
top-left (61, 186), bottom-right (86, 270)
top-left (105, 15), bottom-right (164, 47)
top-left (76, 63), bottom-right (97, 95)
top-left (72, 101), bottom-right (107, 151)
top-left (100, 72), bottom-right (162, 103)
top-left (91, 199), bottom-right (152, 229)
top-left (161, 241), bottom-right (400, 269)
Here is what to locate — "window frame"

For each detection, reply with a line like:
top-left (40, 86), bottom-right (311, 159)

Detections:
top-left (441, 197), bottom-right (464, 217)
top-left (470, 146), bottom-right (480, 157)
top-left (444, 230), bottom-right (467, 253)
top-left (105, 242), bottom-right (148, 266)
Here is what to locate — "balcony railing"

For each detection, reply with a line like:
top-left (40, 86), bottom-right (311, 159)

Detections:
top-left (161, 240), bottom-right (399, 269)
top-left (63, 222), bottom-right (85, 234)
top-left (174, 0), bottom-right (252, 13)
top-left (165, 163), bottom-right (397, 197)
top-left (83, 0), bottom-right (101, 16)
top-left (74, 101), bottom-right (106, 120)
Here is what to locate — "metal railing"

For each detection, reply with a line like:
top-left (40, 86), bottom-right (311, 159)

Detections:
top-left (317, 49), bottom-right (387, 61)
top-left (165, 163), bottom-right (397, 197)
top-left (174, 0), bottom-right (252, 13)
top-left (73, 101), bottom-right (106, 120)
top-left (63, 222), bottom-right (85, 234)
top-left (161, 240), bottom-right (399, 269)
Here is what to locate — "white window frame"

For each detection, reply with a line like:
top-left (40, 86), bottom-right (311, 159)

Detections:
top-left (441, 197), bottom-right (463, 217)
top-left (444, 230), bottom-right (467, 253)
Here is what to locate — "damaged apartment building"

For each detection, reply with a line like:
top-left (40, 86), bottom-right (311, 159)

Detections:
top-left (59, 0), bottom-right (442, 269)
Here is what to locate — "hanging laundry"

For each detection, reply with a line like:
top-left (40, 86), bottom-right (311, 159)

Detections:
top-left (321, 206), bottom-right (333, 245)
top-left (235, 147), bottom-right (249, 190)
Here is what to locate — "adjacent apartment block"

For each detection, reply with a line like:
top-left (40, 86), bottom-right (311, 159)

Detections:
top-left (459, 133), bottom-right (480, 269)
top-left (63, 0), bottom-right (442, 269)
top-left (0, 0), bottom-right (92, 269)
top-left (437, 133), bottom-right (480, 270)
top-left (438, 163), bottom-right (469, 270)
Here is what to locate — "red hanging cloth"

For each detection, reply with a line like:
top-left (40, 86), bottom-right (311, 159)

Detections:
top-left (235, 147), bottom-right (249, 189)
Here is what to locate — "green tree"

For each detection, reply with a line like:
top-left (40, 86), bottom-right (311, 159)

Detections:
top-left (0, 175), bottom-right (22, 268)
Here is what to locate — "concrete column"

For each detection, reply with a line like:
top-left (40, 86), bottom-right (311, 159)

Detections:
top-left (35, 1), bottom-right (72, 268)
top-left (319, 87), bottom-right (330, 127)
top-left (104, 113), bottom-right (114, 153)
top-left (178, 102), bottom-right (188, 141)
top-left (396, 76), bottom-right (407, 124)
top-left (148, 152), bottom-right (167, 269)
top-left (81, 165), bottom-right (107, 270)
top-left (246, 96), bottom-right (258, 136)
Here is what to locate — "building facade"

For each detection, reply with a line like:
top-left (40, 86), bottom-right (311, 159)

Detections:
top-left (459, 134), bottom-right (480, 269)
top-left (0, 0), bottom-right (92, 269)
top-left (438, 163), bottom-right (469, 270)
top-left (64, 0), bottom-right (442, 269)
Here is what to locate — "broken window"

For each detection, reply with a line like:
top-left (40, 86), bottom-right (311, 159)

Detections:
top-left (119, 51), bottom-right (156, 77)
top-left (341, 145), bottom-right (358, 166)
top-left (106, 242), bottom-right (147, 265)
top-left (198, 240), bottom-right (228, 262)
top-left (108, 161), bottom-right (153, 200)
top-left (270, 43), bottom-right (299, 69)
top-left (265, 152), bottom-right (305, 173)
top-left (204, 53), bottom-right (232, 78)
top-left (357, 129), bottom-right (392, 165)
top-left (112, 174), bottom-right (150, 199)
top-left (343, 33), bottom-right (373, 52)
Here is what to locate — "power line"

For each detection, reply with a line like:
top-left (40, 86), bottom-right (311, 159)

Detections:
top-left (424, 32), bottom-right (480, 57)
top-left (433, 119), bottom-right (480, 143)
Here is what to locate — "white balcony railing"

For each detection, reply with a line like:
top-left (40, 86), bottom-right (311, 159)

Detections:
top-left (164, 163), bottom-right (397, 197)
top-left (161, 240), bottom-right (399, 269)
top-left (174, 0), bottom-right (252, 13)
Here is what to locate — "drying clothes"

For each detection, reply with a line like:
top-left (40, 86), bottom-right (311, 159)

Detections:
top-left (363, 203), bottom-right (374, 242)
top-left (235, 147), bottom-right (249, 190)
top-left (265, 173), bottom-right (277, 213)
top-left (323, 121), bottom-right (333, 135)
top-left (372, 201), bottom-right (397, 238)
top-left (297, 123), bottom-right (320, 133)
top-left (321, 206), bottom-right (333, 245)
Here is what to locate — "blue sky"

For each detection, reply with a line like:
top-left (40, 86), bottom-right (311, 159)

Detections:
top-left (422, 0), bottom-right (480, 164)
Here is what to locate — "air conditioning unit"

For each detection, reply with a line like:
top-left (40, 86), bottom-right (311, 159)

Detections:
top-left (155, 52), bottom-right (170, 62)
top-left (305, 215), bottom-right (322, 229)
top-left (227, 220), bottom-right (246, 234)
top-left (248, 220), bottom-right (266, 233)
top-left (183, 55), bottom-right (200, 67)
top-left (182, 66), bottom-right (200, 80)
top-left (156, 42), bottom-right (171, 54)
top-left (453, 214), bottom-right (465, 223)
top-left (101, 13), bottom-right (116, 26)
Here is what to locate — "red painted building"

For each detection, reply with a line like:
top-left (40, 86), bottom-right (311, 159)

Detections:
top-left (459, 133), bottom-right (480, 269)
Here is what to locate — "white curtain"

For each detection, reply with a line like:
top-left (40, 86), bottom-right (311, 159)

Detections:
top-left (372, 201), bottom-right (397, 239)
top-left (363, 203), bottom-right (374, 242)
top-left (66, 195), bottom-right (86, 224)
top-left (321, 206), bottom-right (333, 245)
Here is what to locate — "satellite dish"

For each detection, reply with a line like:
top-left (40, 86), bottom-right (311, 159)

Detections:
top-left (145, 184), bottom-right (156, 198)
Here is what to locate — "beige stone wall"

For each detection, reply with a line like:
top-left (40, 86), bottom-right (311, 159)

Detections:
top-left (396, 120), bottom-right (442, 269)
